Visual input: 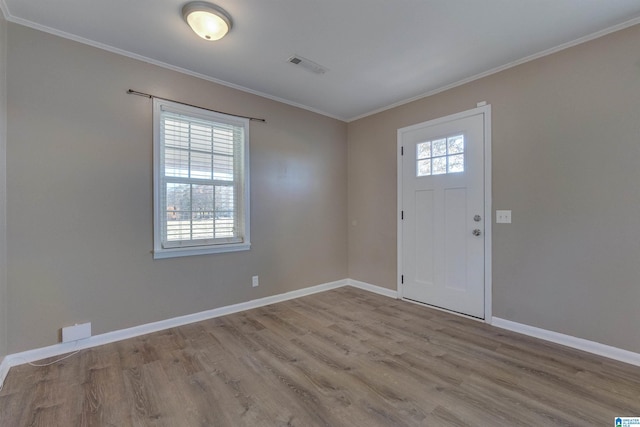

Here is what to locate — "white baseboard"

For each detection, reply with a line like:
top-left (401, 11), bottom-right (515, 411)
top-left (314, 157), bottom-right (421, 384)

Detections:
top-left (0, 356), bottom-right (10, 390)
top-left (14, 279), bottom-right (636, 390)
top-left (492, 317), bottom-right (640, 367)
top-left (347, 279), bottom-right (398, 299)
top-left (0, 278), bottom-right (395, 388)
top-left (0, 278), bottom-right (349, 383)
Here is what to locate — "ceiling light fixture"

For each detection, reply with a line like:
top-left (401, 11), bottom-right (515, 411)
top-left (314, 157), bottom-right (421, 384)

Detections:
top-left (182, 1), bottom-right (232, 41)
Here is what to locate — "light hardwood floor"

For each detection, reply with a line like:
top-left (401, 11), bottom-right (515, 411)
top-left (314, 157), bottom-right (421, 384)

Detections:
top-left (1, 287), bottom-right (639, 426)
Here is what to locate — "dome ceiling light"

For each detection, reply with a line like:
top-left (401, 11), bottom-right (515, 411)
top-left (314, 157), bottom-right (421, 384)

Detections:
top-left (182, 1), bottom-right (233, 41)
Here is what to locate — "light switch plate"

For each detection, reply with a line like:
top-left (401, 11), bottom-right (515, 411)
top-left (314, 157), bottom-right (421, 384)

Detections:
top-left (496, 210), bottom-right (512, 224)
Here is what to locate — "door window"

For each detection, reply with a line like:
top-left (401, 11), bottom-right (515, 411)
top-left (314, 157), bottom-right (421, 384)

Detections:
top-left (416, 134), bottom-right (464, 176)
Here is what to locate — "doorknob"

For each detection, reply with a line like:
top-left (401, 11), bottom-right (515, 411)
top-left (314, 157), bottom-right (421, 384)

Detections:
top-left (472, 229), bottom-right (481, 236)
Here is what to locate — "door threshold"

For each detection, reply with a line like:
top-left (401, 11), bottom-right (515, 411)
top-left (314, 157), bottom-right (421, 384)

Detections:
top-left (401, 297), bottom-right (486, 323)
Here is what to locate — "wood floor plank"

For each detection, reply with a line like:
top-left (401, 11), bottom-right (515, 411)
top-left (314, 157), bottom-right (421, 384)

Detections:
top-left (1, 287), bottom-right (639, 426)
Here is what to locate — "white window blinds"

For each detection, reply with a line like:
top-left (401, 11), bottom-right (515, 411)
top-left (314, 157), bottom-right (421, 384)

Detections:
top-left (153, 99), bottom-right (250, 258)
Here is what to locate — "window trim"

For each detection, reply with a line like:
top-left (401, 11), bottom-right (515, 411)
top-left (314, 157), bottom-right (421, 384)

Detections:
top-left (152, 98), bottom-right (250, 259)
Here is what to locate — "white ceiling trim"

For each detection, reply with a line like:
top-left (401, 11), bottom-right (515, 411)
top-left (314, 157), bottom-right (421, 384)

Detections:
top-left (2, 2), bottom-right (640, 123)
top-left (349, 14), bottom-right (640, 122)
top-left (0, 1), bottom-right (343, 121)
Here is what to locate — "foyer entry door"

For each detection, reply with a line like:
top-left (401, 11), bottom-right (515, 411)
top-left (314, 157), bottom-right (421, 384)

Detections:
top-left (398, 108), bottom-right (487, 318)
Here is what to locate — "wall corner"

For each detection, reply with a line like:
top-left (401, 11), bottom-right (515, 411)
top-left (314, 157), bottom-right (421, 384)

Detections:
top-left (0, 12), bottom-right (8, 360)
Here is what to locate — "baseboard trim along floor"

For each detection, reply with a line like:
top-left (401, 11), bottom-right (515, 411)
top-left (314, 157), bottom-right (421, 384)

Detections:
top-left (0, 357), bottom-right (10, 391)
top-left (1, 278), bottom-right (350, 387)
top-left (1, 278), bottom-right (638, 389)
top-left (492, 317), bottom-right (640, 367)
top-left (346, 278), bottom-right (398, 299)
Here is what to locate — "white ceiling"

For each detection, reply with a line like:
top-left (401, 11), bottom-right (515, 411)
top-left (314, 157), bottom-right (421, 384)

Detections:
top-left (2, 1), bottom-right (640, 121)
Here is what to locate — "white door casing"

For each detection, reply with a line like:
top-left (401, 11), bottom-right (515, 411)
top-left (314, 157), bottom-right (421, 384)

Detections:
top-left (397, 106), bottom-right (492, 320)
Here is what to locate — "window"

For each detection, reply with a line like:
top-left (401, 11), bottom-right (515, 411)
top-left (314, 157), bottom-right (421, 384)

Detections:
top-left (153, 99), bottom-right (250, 259)
top-left (416, 134), bottom-right (464, 177)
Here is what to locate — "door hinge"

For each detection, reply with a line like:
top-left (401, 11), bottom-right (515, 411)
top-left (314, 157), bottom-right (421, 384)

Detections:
top-left (401, 275), bottom-right (404, 284)
top-left (401, 146), bottom-right (404, 155)
top-left (401, 210), bottom-right (404, 220)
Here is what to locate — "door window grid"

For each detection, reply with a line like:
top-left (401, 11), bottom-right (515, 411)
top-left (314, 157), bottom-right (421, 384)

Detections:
top-left (416, 134), bottom-right (464, 176)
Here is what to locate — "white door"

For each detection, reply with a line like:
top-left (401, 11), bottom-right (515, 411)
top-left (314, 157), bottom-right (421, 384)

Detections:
top-left (399, 109), bottom-right (486, 318)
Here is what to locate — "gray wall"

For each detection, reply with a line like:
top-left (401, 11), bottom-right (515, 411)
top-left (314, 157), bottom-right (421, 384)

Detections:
top-left (5, 19), bottom-right (640, 356)
top-left (348, 24), bottom-right (640, 353)
top-left (6, 24), bottom-right (348, 353)
top-left (0, 14), bottom-right (7, 359)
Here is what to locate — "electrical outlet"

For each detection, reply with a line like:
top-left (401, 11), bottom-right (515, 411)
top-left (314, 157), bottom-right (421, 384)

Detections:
top-left (496, 210), bottom-right (512, 224)
top-left (62, 322), bottom-right (92, 342)
top-left (252, 275), bottom-right (259, 287)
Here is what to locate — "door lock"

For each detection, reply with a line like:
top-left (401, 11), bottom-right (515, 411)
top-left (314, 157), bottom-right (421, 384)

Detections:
top-left (473, 215), bottom-right (482, 222)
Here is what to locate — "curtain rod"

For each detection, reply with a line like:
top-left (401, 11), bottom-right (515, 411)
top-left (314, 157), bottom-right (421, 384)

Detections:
top-left (127, 89), bottom-right (266, 123)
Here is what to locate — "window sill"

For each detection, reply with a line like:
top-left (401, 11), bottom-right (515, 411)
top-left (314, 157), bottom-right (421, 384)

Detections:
top-left (153, 242), bottom-right (251, 259)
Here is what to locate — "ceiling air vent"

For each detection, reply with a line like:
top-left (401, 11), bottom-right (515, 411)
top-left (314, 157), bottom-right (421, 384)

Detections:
top-left (287, 54), bottom-right (328, 75)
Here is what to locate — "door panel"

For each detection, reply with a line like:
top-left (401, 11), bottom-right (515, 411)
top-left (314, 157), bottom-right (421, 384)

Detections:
top-left (444, 188), bottom-right (467, 292)
top-left (414, 190), bottom-right (434, 287)
top-left (400, 112), bottom-right (485, 318)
